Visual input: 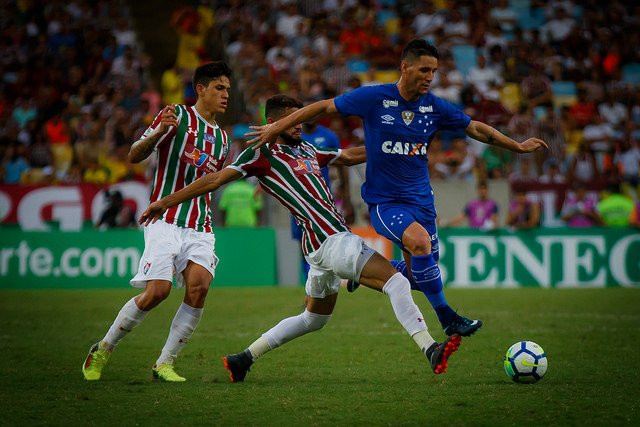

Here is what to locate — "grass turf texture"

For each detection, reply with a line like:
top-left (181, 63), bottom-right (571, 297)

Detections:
top-left (1, 288), bottom-right (638, 426)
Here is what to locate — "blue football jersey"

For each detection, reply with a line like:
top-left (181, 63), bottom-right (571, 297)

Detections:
top-left (302, 124), bottom-right (340, 186)
top-left (334, 84), bottom-right (471, 205)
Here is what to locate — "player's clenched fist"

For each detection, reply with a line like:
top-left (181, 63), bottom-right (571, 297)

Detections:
top-left (158, 105), bottom-right (178, 134)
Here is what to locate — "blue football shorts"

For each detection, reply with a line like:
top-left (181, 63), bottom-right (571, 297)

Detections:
top-left (368, 202), bottom-right (440, 261)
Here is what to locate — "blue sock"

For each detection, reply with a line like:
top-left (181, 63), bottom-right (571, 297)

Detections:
top-left (389, 260), bottom-right (420, 291)
top-left (411, 254), bottom-right (455, 325)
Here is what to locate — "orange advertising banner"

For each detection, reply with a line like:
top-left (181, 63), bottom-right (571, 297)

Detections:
top-left (351, 226), bottom-right (394, 260)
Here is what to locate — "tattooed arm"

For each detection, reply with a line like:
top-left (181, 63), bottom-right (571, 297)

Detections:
top-left (464, 120), bottom-right (548, 153)
top-left (128, 105), bottom-right (178, 163)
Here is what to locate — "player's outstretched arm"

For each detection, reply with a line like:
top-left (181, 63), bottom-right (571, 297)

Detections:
top-left (129, 105), bottom-right (178, 163)
top-left (138, 168), bottom-right (243, 226)
top-left (246, 99), bottom-right (339, 149)
top-left (465, 120), bottom-right (548, 153)
top-left (333, 146), bottom-right (367, 166)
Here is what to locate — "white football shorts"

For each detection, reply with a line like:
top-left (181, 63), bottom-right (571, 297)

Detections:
top-left (130, 220), bottom-right (218, 288)
top-left (304, 232), bottom-right (375, 299)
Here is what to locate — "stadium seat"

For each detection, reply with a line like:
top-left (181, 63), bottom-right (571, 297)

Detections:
top-left (374, 70), bottom-right (400, 83)
top-left (347, 59), bottom-right (370, 73)
top-left (622, 63), bottom-right (640, 86)
top-left (451, 44), bottom-right (477, 78)
top-left (551, 81), bottom-right (577, 109)
top-left (500, 83), bottom-right (522, 112)
top-left (551, 81), bottom-right (577, 96)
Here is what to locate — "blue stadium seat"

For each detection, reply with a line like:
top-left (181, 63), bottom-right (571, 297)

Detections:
top-left (551, 81), bottom-right (577, 109)
top-left (347, 59), bottom-right (370, 73)
top-left (622, 63), bottom-right (640, 86)
top-left (451, 44), bottom-right (477, 78)
top-left (517, 7), bottom-right (546, 31)
top-left (550, 81), bottom-right (577, 96)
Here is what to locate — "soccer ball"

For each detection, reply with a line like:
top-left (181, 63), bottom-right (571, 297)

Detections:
top-left (504, 341), bottom-right (547, 383)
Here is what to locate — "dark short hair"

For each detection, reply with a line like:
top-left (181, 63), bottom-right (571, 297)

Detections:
top-left (401, 39), bottom-right (439, 62)
top-left (192, 61), bottom-right (232, 92)
top-left (265, 94), bottom-right (303, 119)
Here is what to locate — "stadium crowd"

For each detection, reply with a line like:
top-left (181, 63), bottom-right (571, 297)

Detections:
top-left (1, 0), bottom-right (639, 228)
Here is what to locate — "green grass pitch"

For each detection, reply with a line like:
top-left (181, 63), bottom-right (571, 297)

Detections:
top-left (1, 287), bottom-right (638, 426)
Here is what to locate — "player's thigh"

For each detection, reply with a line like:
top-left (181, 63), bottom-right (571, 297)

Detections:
top-left (182, 261), bottom-right (213, 289)
top-left (130, 221), bottom-right (181, 288)
top-left (369, 204), bottom-right (418, 249)
top-left (175, 228), bottom-right (218, 288)
top-left (358, 252), bottom-right (399, 291)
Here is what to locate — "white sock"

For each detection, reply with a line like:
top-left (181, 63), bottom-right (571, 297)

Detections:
top-left (156, 302), bottom-right (203, 366)
top-left (247, 336), bottom-right (272, 361)
top-left (262, 309), bottom-right (331, 350)
top-left (102, 297), bottom-right (149, 351)
top-left (382, 272), bottom-right (435, 351)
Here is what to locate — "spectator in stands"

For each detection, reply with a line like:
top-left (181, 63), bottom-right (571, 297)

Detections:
top-left (521, 64), bottom-right (553, 109)
top-left (442, 181), bottom-right (499, 230)
top-left (543, 6), bottom-right (576, 46)
top-left (412, 1), bottom-right (444, 40)
top-left (506, 188), bottom-right (540, 230)
top-left (539, 159), bottom-right (566, 184)
top-left (583, 112), bottom-right (615, 171)
top-left (630, 202), bottom-right (640, 228)
top-left (468, 55), bottom-right (503, 96)
top-left (490, 0), bottom-right (517, 34)
top-left (561, 183), bottom-right (602, 227)
top-left (568, 88), bottom-right (597, 128)
top-left (614, 139), bottom-right (640, 189)
top-left (567, 142), bottom-right (598, 186)
top-left (1, 143), bottom-right (29, 184)
top-left (597, 183), bottom-right (634, 227)
top-left (161, 63), bottom-right (185, 105)
top-left (598, 91), bottom-right (628, 129)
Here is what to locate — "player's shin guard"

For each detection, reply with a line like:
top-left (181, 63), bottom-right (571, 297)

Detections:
top-left (156, 302), bottom-right (202, 365)
top-left (102, 297), bottom-right (149, 351)
top-left (263, 309), bottom-right (331, 350)
top-left (382, 273), bottom-right (434, 350)
top-left (411, 254), bottom-right (455, 325)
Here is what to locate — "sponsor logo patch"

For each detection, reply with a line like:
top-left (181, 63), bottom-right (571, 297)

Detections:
top-left (419, 105), bottom-right (433, 113)
top-left (203, 133), bottom-right (216, 144)
top-left (382, 99), bottom-right (398, 108)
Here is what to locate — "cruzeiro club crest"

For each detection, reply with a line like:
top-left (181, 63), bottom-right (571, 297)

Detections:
top-left (402, 110), bottom-right (414, 125)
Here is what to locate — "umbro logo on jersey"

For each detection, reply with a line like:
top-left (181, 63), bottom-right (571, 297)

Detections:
top-left (382, 99), bottom-right (398, 108)
top-left (381, 114), bottom-right (394, 125)
top-left (419, 106), bottom-right (433, 113)
top-left (203, 133), bottom-right (215, 143)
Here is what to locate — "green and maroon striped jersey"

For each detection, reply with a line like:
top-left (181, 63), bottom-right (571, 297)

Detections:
top-left (143, 105), bottom-right (229, 232)
top-left (228, 141), bottom-right (350, 254)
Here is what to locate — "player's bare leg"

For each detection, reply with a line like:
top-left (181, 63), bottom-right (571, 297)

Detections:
top-left (224, 294), bottom-right (336, 382)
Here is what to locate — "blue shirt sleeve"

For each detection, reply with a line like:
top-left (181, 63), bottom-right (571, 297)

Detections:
top-left (436, 97), bottom-right (471, 131)
top-left (334, 86), bottom-right (379, 118)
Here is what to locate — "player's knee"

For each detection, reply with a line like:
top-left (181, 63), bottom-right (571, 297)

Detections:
top-left (187, 281), bottom-right (210, 303)
top-left (408, 238), bottom-right (432, 255)
top-left (150, 285), bottom-right (171, 302)
top-left (302, 310), bottom-right (331, 332)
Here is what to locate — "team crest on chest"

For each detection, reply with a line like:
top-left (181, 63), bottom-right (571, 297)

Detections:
top-left (402, 110), bottom-right (414, 125)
